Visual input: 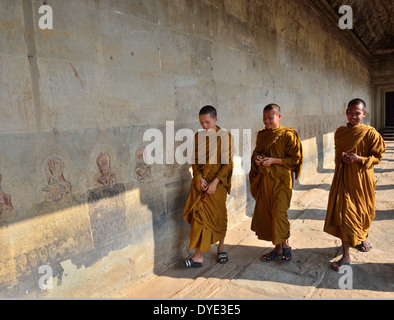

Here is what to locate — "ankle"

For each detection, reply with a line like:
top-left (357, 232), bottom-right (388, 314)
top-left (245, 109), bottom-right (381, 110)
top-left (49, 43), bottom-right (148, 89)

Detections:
top-left (341, 254), bottom-right (351, 261)
top-left (193, 255), bottom-right (203, 263)
top-left (217, 240), bottom-right (225, 252)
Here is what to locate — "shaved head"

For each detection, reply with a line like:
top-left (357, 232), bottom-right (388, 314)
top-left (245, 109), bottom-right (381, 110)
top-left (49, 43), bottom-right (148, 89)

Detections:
top-left (199, 105), bottom-right (217, 118)
top-left (264, 104), bottom-right (281, 115)
top-left (347, 98), bottom-right (366, 111)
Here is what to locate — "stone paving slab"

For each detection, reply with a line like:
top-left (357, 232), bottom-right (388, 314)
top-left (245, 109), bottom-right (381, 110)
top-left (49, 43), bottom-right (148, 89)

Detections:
top-left (122, 142), bottom-right (394, 299)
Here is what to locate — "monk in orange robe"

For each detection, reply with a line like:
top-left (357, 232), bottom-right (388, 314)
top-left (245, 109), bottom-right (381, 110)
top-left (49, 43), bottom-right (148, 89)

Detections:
top-left (249, 104), bottom-right (303, 263)
top-left (324, 99), bottom-right (386, 271)
top-left (181, 106), bottom-right (233, 267)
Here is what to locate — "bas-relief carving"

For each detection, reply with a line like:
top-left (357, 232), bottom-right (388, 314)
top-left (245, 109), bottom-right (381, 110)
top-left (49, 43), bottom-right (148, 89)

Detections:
top-left (42, 158), bottom-right (71, 201)
top-left (135, 147), bottom-right (151, 181)
top-left (94, 153), bottom-right (116, 186)
top-left (3, 147), bottom-right (163, 290)
top-left (2, 152), bottom-right (127, 292)
top-left (0, 174), bottom-right (13, 214)
top-left (87, 184), bottom-right (128, 258)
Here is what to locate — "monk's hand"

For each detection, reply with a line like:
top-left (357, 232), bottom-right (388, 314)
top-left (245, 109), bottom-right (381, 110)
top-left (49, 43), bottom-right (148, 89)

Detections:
top-left (206, 178), bottom-right (219, 195)
top-left (341, 152), bottom-right (348, 163)
top-left (200, 178), bottom-right (208, 191)
top-left (261, 157), bottom-right (277, 167)
top-left (343, 152), bottom-right (361, 164)
top-left (255, 155), bottom-right (263, 166)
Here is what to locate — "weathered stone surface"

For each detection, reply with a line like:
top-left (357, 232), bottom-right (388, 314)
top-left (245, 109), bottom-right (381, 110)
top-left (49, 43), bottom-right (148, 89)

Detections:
top-left (0, 0), bottom-right (385, 298)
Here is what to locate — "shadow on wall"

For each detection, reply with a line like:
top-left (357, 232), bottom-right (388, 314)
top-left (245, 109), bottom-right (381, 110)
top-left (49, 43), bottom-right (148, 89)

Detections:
top-left (0, 160), bottom-right (195, 297)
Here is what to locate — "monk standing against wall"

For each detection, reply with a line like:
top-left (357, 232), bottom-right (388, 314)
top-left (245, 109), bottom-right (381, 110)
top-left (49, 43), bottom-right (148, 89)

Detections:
top-left (249, 104), bottom-right (303, 263)
top-left (180, 106), bottom-right (233, 267)
top-left (324, 99), bottom-right (386, 271)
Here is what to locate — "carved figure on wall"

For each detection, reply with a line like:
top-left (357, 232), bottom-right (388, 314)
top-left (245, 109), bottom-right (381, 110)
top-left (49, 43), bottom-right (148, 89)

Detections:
top-left (94, 152), bottom-right (116, 186)
top-left (135, 147), bottom-right (151, 181)
top-left (42, 158), bottom-right (71, 201)
top-left (0, 174), bottom-right (13, 213)
top-left (165, 163), bottom-right (178, 177)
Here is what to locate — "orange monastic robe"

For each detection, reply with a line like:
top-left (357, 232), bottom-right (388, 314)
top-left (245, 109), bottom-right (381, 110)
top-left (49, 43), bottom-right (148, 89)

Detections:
top-left (324, 124), bottom-right (386, 246)
top-left (183, 126), bottom-right (233, 252)
top-left (249, 126), bottom-right (303, 245)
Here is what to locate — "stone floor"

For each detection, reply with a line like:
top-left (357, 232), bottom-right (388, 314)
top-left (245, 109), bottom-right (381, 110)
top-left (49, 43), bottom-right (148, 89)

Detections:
top-left (121, 142), bottom-right (394, 299)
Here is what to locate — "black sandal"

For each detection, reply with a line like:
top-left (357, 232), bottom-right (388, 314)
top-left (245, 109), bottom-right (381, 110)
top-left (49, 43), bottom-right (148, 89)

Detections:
top-left (261, 250), bottom-right (280, 262)
top-left (180, 259), bottom-right (203, 268)
top-left (357, 242), bottom-right (372, 252)
top-left (281, 247), bottom-right (292, 263)
top-left (330, 260), bottom-right (350, 271)
top-left (218, 252), bottom-right (229, 264)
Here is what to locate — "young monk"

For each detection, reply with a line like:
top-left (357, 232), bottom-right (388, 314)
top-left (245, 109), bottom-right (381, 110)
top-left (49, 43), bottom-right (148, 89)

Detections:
top-left (249, 104), bottom-right (303, 263)
top-left (180, 106), bottom-right (233, 267)
top-left (324, 99), bottom-right (386, 271)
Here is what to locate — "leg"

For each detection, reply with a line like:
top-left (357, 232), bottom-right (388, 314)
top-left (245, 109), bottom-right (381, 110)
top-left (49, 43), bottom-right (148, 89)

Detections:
top-left (331, 241), bottom-right (351, 271)
top-left (341, 241), bottom-right (351, 263)
top-left (282, 239), bottom-right (289, 250)
top-left (217, 239), bottom-right (225, 253)
top-left (217, 239), bottom-right (229, 264)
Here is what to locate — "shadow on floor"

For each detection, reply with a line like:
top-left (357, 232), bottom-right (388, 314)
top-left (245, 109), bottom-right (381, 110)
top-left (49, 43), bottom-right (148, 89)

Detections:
top-left (163, 244), bottom-right (393, 293)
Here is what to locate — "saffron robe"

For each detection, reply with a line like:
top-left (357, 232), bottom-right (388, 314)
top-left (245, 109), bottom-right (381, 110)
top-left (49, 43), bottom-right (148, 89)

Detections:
top-left (183, 126), bottom-right (233, 252)
top-left (249, 126), bottom-right (303, 245)
top-left (324, 124), bottom-right (386, 246)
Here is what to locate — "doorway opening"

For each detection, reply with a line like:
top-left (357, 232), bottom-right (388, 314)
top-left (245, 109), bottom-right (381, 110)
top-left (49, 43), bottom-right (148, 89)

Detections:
top-left (386, 92), bottom-right (394, 127)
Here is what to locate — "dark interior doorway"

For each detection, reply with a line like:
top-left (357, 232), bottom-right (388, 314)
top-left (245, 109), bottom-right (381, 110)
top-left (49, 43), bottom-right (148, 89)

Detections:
top-left (386, 92), bottom-right (394, 126)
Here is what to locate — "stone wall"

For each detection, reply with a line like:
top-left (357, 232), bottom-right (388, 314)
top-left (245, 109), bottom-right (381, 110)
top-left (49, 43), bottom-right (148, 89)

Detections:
top-left (0, 0), bottom-right (372, 298)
